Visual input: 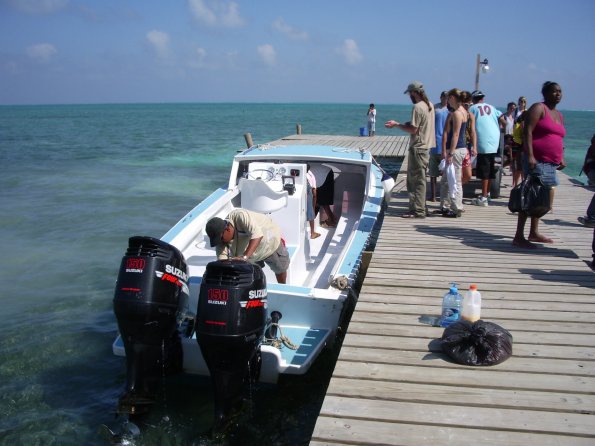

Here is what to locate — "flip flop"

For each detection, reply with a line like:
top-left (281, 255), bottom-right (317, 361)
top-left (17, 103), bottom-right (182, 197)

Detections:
top-left (310, 232), bottom-right (321, 239)
top-left (401, 213), bottom-right (425, 219)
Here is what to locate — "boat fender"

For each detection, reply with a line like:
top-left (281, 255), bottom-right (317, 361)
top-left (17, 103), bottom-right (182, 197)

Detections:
top-left (332, 275), bottom-right (349, 290)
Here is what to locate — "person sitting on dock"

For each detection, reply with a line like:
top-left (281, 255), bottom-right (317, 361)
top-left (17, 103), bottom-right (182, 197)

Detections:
top-left (385, 80), bottom-right (436, 218)
top-left (206, 209), bottom-right (290, 283)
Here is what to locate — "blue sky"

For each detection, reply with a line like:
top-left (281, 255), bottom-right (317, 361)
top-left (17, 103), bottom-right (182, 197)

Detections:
top-left (1, 0), bottom-right (594, 109)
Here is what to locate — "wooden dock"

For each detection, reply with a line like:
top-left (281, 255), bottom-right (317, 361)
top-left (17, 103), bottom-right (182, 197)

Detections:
top-left (288, 134), bottom-right (595, 445)
top-left (267, 133), bottom-right (410, 159)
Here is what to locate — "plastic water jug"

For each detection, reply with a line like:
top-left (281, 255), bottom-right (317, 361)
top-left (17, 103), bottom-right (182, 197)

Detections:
top-left (440, 283), bottom-right (463, 327)
top-left (462, 284), bottom-right (482, 322)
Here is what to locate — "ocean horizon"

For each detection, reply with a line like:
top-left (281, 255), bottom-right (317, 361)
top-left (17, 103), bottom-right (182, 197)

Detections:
top-left (3, 100), bottom-right (594, 113)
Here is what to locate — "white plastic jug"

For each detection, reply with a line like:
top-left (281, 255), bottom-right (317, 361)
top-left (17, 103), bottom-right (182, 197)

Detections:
top-left (462, 284), bottom-right (481, 322)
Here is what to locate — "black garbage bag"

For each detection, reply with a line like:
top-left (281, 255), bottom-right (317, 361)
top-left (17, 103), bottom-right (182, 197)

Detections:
top-left (441, 320), bottom-right (513, 366)
top-left (508, 183), bottom-right (523, 213)
top-left (522, 175), bottom-right (550, 218)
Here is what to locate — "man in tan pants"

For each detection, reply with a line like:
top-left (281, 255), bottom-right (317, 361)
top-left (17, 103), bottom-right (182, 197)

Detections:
top-left (385, 81), bottom-right (436, 218)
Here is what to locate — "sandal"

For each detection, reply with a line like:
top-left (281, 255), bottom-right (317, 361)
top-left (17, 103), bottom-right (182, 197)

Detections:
top-left (310, 232), bottom-right (321, 239)
top-left (442, 210), bottom-right (461, 218)
top-left (401, 213), bottom-right (425, 219)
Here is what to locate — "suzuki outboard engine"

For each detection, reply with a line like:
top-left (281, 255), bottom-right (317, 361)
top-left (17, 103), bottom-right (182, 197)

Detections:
top-left (113, 236), bottom-right (188, 415)
top-left (197, 260), bottom-right (267, 430)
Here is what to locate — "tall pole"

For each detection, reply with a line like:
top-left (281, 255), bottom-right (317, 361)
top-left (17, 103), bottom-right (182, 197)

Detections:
top-left (474, 53), bottom-right (480, 91)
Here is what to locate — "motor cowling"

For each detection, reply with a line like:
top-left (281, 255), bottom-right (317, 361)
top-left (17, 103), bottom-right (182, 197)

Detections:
top-left (113, 236), bottom-right (188, 415)
top-left (197, 260), bottom-right (267, 430)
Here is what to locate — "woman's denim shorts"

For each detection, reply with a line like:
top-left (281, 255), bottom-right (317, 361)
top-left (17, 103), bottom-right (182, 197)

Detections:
top-left (523, 160), bottom-right (559, 188)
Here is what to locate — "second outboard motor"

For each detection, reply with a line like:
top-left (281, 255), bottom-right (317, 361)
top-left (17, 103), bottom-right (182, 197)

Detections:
top-left (113, 236), bottom-right (188, 415)
top-left (197, 260), bottom-right (267, 431)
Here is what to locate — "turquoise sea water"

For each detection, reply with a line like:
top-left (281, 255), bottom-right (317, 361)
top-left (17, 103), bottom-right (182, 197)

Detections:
top-left (0, 103), bottom-right (593, 445)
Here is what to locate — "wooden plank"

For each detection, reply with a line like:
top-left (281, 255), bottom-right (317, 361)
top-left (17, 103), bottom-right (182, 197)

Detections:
top-left (345, 321), bottom-right (595, 347)
top-left (355, 288), bottom-right (595, 304)
top-left (337, 346), bottom-right (595, 376)
top-left (310, 417), bottom-right (595, 446)
top-left (319, 396), bottom-right (595, 436)
top-left (342, 333), bottom-right (595, 361)
top-left (351, 310), bottom-right (595, 334)
top-left (352, 301), bottom-right (595, 324)
top-left (325, 377), bottom-right (595, 414)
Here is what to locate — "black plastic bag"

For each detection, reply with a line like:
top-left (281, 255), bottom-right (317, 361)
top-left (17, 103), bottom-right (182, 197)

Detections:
top-left (522, 175), bottom-right (550, 218)
top-left (508, 183), bottom-right (523, 213)
top-left (441, 320), bottom-right (513, 366)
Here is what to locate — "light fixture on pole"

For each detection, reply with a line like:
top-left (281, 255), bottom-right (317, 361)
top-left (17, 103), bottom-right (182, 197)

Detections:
top-left (474, 54), bottom-right (490, 91)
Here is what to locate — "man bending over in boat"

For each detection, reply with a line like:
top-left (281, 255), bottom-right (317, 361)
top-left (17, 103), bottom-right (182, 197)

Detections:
top-left (206, 208), bottom-right (290, 283)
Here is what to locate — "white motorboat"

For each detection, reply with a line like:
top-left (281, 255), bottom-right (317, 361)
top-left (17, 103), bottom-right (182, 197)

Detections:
top-left (111, 144), bottom-right (391, 425)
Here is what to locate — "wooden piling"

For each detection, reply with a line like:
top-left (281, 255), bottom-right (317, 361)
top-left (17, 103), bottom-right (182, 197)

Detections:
top-left (244, 132), bottom-right (253, 148)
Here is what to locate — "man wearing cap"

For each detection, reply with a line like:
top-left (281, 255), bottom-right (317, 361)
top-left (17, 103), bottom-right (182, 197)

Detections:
top-left (205, 208), bottom-right (289, 283)
top-left (385, 81), bottom-right (436, 218)
top-left (468, 90), bottom-right (507, 206)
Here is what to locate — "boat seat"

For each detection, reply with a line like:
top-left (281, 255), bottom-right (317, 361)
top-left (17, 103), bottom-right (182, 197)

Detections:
top-left (239, 178), bottom-right (288, 214)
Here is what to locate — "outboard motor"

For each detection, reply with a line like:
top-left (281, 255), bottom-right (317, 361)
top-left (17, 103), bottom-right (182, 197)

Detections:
top-left (113, 236), bottom-right (188, 415)
top-left (197, 260), bottom-right (267, 431)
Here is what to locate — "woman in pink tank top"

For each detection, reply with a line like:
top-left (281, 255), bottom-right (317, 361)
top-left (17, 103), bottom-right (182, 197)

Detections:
top-left (513, 81), bottom-right (566, 249)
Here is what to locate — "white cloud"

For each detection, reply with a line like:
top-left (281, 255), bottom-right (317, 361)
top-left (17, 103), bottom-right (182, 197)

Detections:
top-left (189, 46), bottom-right (207, 68)
top-left (272, 17), bottom-right (308, 41)
top-left (257, 44), bottom-right (276, 67)
top-left (337, 39), bottom-right (363, 65)
top-left (196, 47), bottom-right (207, 60)
top-left (7, 0), bottom-right (68, 14)
top-left (146, 30), bottom-right (171, 59)
top-left (26, 43), bottom-right (57, 63)
top-left (188, 0), bottom-right (245, 28)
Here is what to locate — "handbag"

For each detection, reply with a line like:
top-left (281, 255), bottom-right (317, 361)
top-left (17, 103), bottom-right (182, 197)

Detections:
top-left (508, 183), bottom-right (523, 213)
top-left (522, 175), bottom-right (550, 218)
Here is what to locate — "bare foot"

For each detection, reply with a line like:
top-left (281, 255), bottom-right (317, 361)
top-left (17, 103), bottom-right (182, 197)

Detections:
top-left (512, 238), bottom-right (537, 249)
top-left (528, 234), bottom-right (553, 243)
top-left (310, 232), bottom-right (321, 239)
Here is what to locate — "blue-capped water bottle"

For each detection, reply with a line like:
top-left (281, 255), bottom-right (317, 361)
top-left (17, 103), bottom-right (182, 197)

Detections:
top-left (440, 283), bottom-right (463, 327)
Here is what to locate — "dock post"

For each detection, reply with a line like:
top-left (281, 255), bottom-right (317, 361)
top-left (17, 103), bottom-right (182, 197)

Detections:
top-left (244, 133), bottom-right (253, 148)
top-left (296, 124), bottom-right (302, 135)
